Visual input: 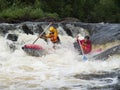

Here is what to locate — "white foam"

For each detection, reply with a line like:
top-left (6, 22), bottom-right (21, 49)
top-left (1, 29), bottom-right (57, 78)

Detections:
top-left (0, 33), bottom-right (119, 89)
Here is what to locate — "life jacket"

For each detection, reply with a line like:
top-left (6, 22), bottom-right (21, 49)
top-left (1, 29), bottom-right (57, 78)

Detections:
top-left (46, 27), bottom-right (60, 43)
top-left (80, 40), bottom-right (92, 54)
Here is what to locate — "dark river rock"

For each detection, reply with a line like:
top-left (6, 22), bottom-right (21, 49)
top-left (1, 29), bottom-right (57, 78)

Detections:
top-left (0, 23), bottom-right (17, 35)
top-left (74, 69), bottom-right (120, 90)
top-left (21, 24), bottom-right (34, 35)
top-left (61, 22), bottom-right (120, 45)
top-left (93, 44), bottom-right (120, 60)
top-left (6, 33), bottom-right (18, 41)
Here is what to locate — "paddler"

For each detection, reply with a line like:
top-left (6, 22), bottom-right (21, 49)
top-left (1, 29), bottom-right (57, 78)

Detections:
top-left (41, 26), bottom-right (61, 49)
top-left (76, 35), bottom-right (92, 54)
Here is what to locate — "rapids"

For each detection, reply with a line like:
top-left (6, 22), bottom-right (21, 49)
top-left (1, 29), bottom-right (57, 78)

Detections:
top-left (0, 22), bottom-right (119, 90)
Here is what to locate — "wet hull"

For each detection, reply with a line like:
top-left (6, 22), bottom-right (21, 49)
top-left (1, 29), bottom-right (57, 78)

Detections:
top-left (22, 44), bottom-right (46, 56)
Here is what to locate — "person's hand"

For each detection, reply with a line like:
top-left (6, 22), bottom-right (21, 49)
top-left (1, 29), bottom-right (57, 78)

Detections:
top-left (39, 35), bottom-right (46, 38)
top-left (39, 35), bottom-right (42, 38)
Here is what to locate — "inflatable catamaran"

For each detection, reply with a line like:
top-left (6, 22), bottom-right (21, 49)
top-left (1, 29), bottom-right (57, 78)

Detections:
top-left (22, 44), bottom-right (46, 56)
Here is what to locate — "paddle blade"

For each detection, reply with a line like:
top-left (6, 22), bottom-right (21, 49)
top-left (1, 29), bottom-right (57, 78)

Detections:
top-left (82, 55), bottom-right (88, 61)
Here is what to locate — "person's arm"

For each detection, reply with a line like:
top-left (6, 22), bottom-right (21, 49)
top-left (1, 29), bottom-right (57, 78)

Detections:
top-left (45, 33), bottom-right (51, 38)
top-left (53, 29), bottom-right (58, 40)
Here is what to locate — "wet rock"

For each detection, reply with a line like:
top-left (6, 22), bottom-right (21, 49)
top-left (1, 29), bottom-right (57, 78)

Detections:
top-left (6, 33), bottom-right (18, 52)
top-left (74, 23), bottom-right (120, 45)
top-left (62, 24), bottom-right (73, 36)
top-left (61, 23), bottom-right (88, 37)
top-left (22, 24), bottom-right (33, 35)
top-left (74, 71), bottom-right (117, 80)
top-left (6, 33), bottom-right (18, 41)
top-left (74, 70), bottom-right (119, 90)
top-left (0, 23), bottom-right (16, 35)
top-left (93, 44), bottom-right (120, 60)
top-left (36, 24), bottom-right (44, 34)
top-left (37, 24), bottom-right (48, 42)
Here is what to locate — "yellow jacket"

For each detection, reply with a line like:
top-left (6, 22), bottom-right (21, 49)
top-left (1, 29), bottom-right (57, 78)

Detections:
top-left (46, 26), bottom-right (59, 43)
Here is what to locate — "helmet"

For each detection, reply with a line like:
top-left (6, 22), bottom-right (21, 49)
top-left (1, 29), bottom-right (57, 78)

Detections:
top-left (77, 34), bottom-right (84, 40)
top-left (49, 26), bottom-right (55, 32)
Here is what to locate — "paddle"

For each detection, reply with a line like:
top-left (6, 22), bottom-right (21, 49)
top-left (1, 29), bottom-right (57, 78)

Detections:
top-left (77, 38), bottom-right (88, 61)
top-left (32, 22), bottom-right (52, 44)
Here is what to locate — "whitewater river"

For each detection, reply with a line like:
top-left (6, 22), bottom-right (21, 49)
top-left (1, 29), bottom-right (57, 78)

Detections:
top-left (0, 26), bottom-right (120, 90)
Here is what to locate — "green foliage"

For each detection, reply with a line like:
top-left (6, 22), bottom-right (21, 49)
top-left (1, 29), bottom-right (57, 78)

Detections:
top-left (0, 6), bottom-right (31, 19)
top-left (0, 5), bottom-right (44, 19)
top-left (114, 0), bottom-right (120, 7)
top-left (72, 0), bottom-right (83, 18)
top-left (60, 4), bottom-right (73, 17)
top-left (44, 12), bottom-right (59, 19)
top-left (34, 0), bottom-right (41, 8)
top-left (91, 0), bottom-right (120, 22)
top-left (0, 0), bottom-right (10, 10)
top-left (30, 8), bottom-right (44, 18)
top-left (0, 0), bottom-right (119, 23)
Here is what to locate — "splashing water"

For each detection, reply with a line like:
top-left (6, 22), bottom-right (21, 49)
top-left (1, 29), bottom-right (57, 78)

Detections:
top-left (0, 31), bottom-right (120, 90)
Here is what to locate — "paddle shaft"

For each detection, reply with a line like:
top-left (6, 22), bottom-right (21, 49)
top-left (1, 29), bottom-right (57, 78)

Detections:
top-left (78, 39), bottom-right (84, 55)
top-left (77, 38), bottom-right (87, 60)
top-left (32, 23), bottom-right (51, 44)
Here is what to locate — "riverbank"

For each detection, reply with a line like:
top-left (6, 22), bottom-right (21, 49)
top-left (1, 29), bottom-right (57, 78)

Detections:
top-left (0, 17), bottom-right (80, 23)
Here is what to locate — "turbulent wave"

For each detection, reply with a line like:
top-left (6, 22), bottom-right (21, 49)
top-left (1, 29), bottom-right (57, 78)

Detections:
top-left (0, 31), bottom-right (120, 90)
top-left (0, 22), bottom-right (119, 90)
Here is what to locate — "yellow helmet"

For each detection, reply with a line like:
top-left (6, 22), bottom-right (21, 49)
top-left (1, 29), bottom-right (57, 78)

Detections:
top-left (49, 26), bottom-right (55, 32)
